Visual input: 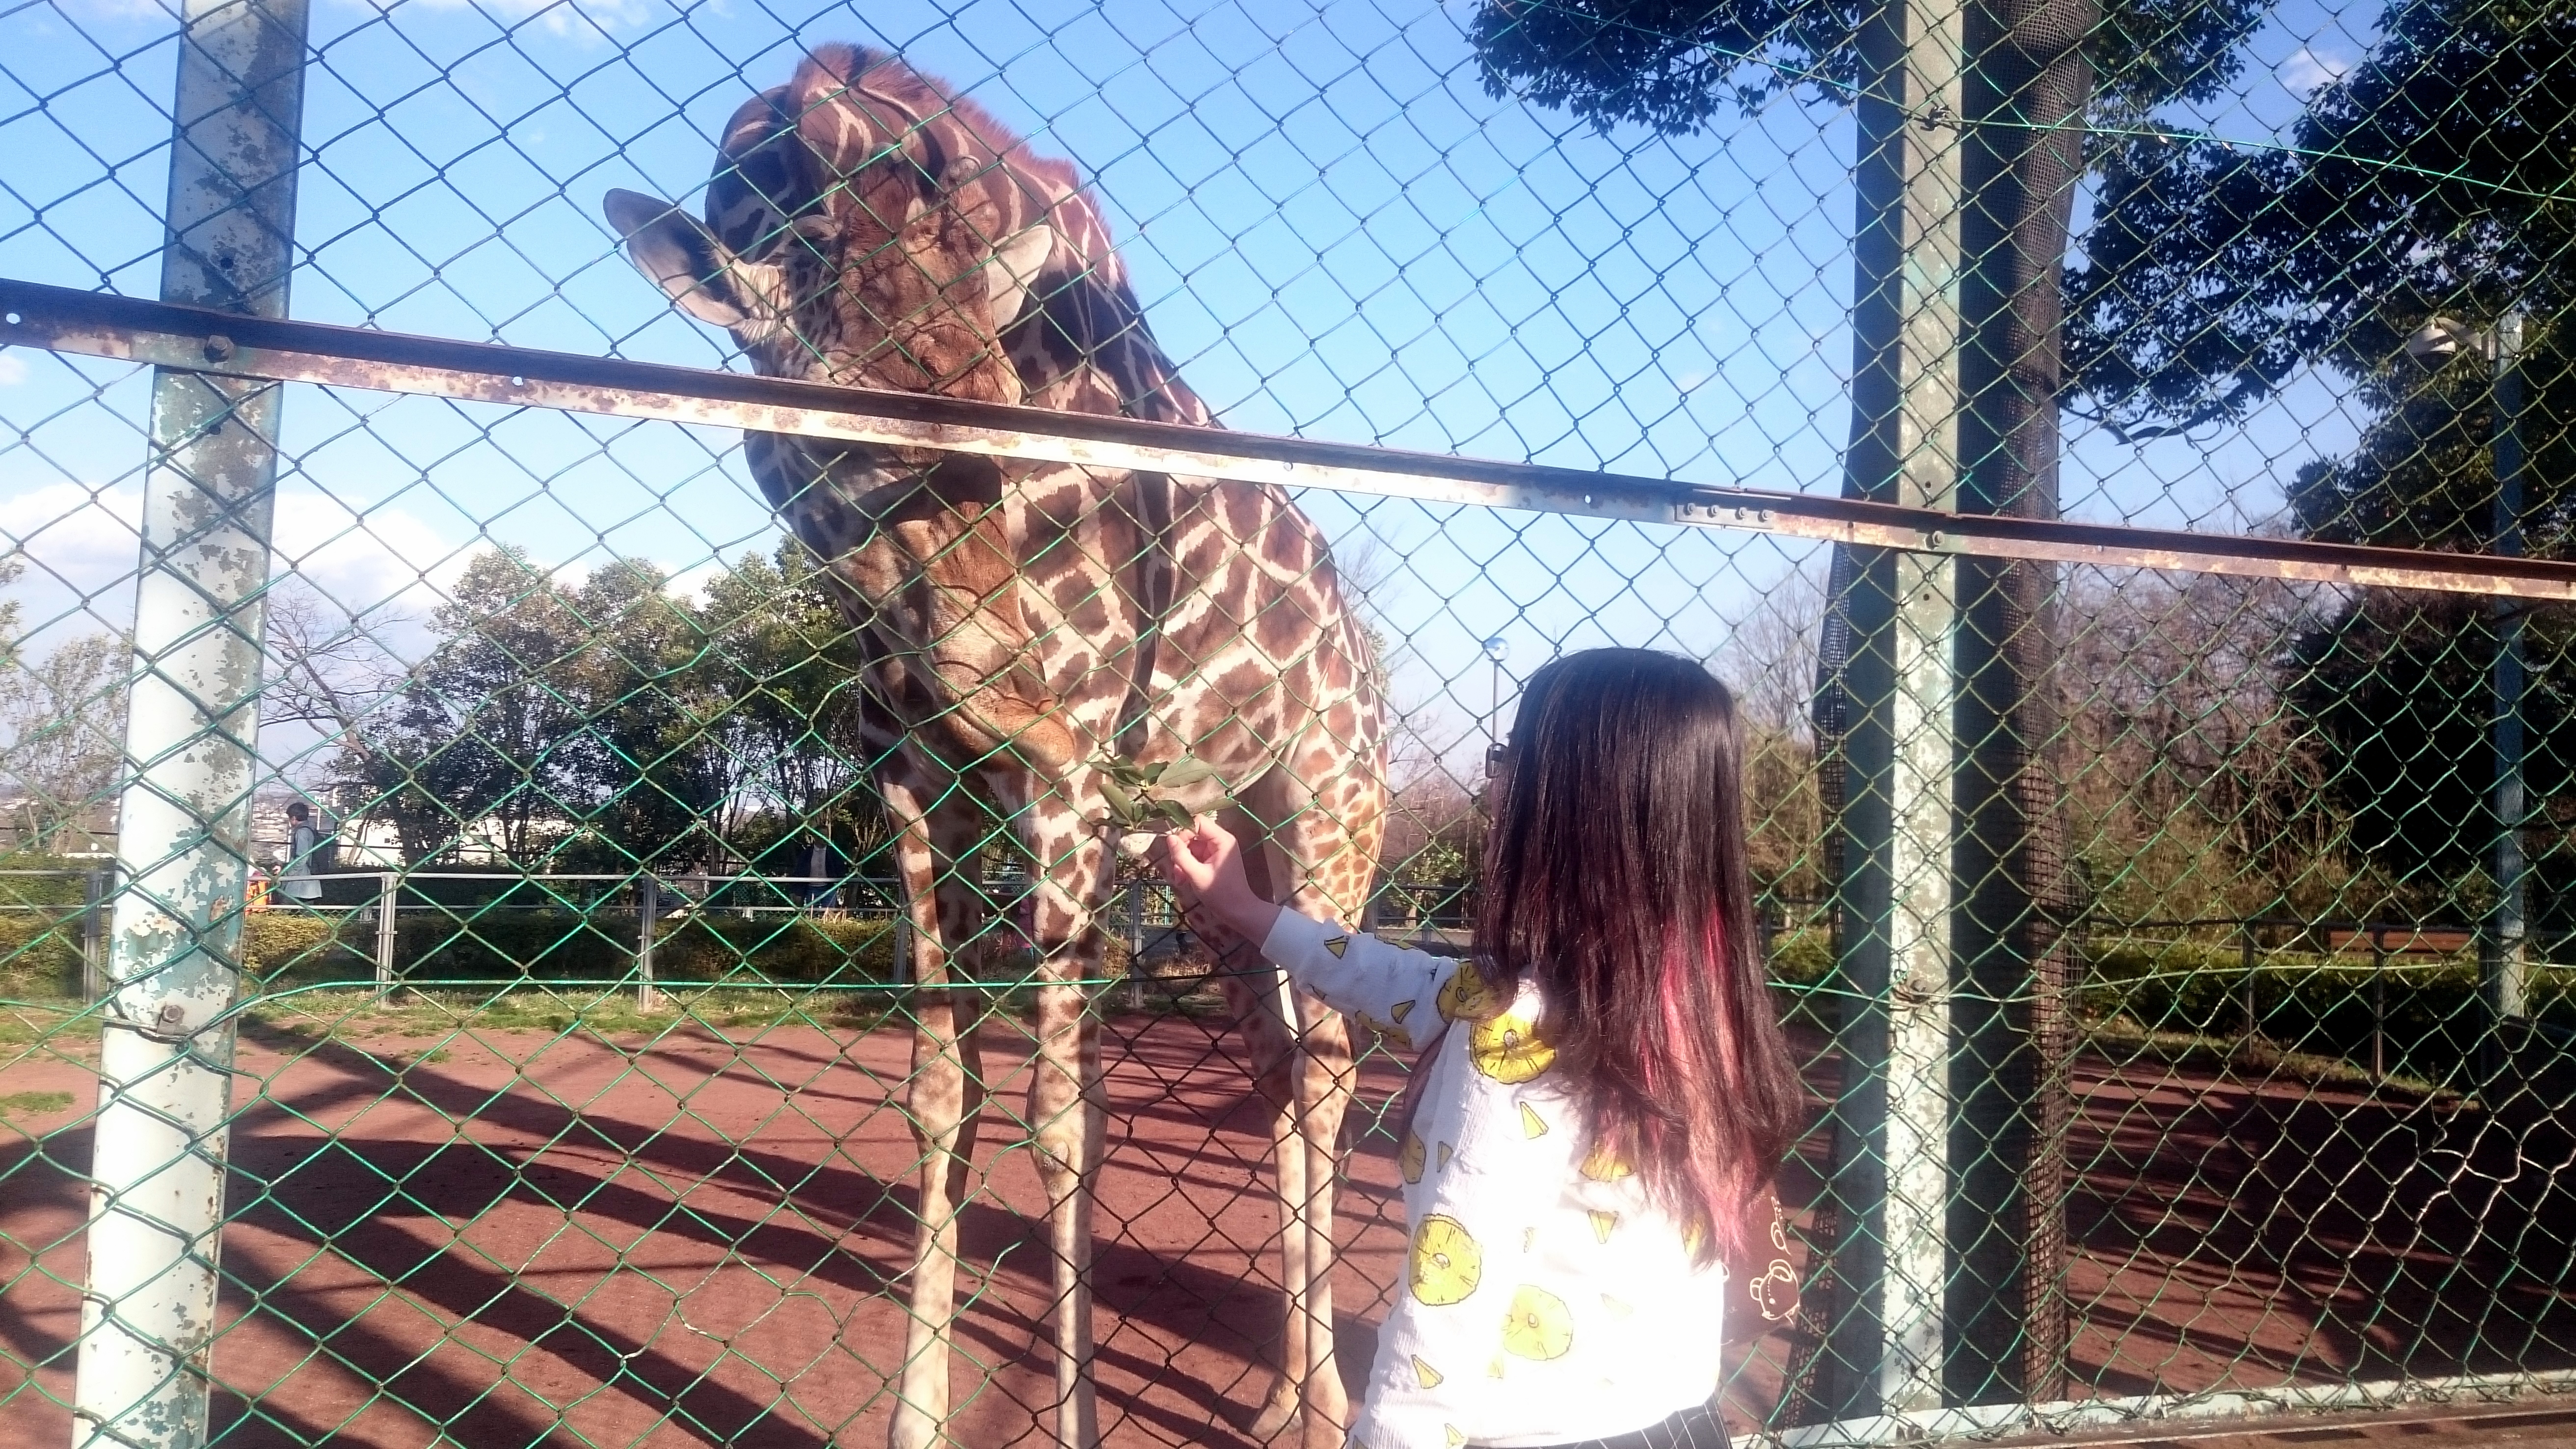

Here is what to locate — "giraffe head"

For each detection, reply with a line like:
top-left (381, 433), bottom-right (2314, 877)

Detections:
top-left (604, 44), bottom-right (1060, 406)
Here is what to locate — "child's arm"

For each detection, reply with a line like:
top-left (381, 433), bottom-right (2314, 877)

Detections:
top-left (1258, 908), bottom-right (1454, 1052)
top-left (1155, 816), bottom-right (1459, 1051)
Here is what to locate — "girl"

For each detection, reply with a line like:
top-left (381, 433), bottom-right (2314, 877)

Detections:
top-left (1158, 648), bottom-right (1805, 1449)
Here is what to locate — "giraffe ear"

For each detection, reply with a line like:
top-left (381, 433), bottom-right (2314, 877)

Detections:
top-left (983, 224), bottom-right (1057, 332)
top-left (605, 188), bottom-right (759, 329)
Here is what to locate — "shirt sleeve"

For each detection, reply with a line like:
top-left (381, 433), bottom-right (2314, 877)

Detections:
top-left (1258, 909), bottom-right (1458, 1053)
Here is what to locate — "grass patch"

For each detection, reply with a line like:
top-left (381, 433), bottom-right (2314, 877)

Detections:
top-left (244, 983), bottom-right (901, 1043)
top-left (0, 999), bottom-right (92, 1060)
top-left (0, 1089), bottom-right (75, 1119)
top-left (2080, 1015), bottom-right (2465, 1104)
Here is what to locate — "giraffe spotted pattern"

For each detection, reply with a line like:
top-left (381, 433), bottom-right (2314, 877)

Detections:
top-left (607, 42), bottom-right (1386, 1449)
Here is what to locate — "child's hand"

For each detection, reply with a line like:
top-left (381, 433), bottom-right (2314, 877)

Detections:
top-left (1152, 816), bottom-right (1282, 946)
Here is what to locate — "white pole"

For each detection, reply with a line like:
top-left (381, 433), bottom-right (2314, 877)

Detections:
top-left (80, 867), bottom-right (109, 1002)
top-left (637, 876), bottom-right (660, 1010)
top-left (375, 872), bottom-right (397, 998)
top-left (2483, 311), bottom-right (2529, 1070)
top-left (73, 1), bottom-right (308, 1444)
top-left (1820, 0), bottom-right (1965, 1414)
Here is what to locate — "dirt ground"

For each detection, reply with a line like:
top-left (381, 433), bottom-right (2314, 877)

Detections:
top-left (2, 1008), bottom-right (2572, 1449)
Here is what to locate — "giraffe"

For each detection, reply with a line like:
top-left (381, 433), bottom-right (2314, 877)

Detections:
top-left (603, 43), bottom-right (1385, 1449)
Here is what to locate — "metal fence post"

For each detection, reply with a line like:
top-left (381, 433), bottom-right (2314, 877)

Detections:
top-left (2241, 925), bottom-right (2259, 1043)
top-left (1127, 877), bottom-right (1145, 960)
top-left (375, 871), bottom-right (397, 996)
top-left (1817, 0), bottom-right (1966, 1417)
top-left (80, 866), bottom-right (112, 1001)
top-left (2370, 930), bottom-right (2388, 1081)
top-left (73, 1), bottom-right (309, 1445)
top-left (636, 875), bottom-right (660, 1010)
top-left (2482, 310), bottom-right (2528, 1084)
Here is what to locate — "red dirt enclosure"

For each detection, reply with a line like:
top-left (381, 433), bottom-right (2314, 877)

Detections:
top-left (3, 1004), bottom-right (2574, 1448)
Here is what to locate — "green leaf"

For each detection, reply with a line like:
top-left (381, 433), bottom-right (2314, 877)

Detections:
top-left (1153, 799), bottom-right (1195, 829)
top-left (1099, 777), bottom-right (1139, 820)
top-left (1136, 759), bottom-right (1168, 787)
top-left (1157, 758), bottom-right (1217, 789)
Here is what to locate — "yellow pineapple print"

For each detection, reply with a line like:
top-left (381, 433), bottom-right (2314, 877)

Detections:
top-left (1470, 1013), bottom-right (1556, 1083)
top-left (1408, 1214), bottom-right (1484, 1305)
top-left (1578, 1139), bottom-right (1634, 1182)
top-left (1501, 1284), bottom-right (1576, 1360)
top-left (1436, 964), bottom-right (1505, 1022)
top-left (1399, 1131), bottom-right (1426, 1184)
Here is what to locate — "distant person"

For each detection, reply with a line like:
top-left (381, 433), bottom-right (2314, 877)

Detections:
top-left (279, 801), bottom-right (326, 905)
top-left (1155, 648), bottom-right (1806, 1449)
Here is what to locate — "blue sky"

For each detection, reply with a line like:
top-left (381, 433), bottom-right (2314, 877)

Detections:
top-left (0, 0), bottom-right (2390, 777)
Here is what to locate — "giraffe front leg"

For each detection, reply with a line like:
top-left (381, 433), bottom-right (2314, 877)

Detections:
top-left (1242, 780), bottom-right (1372, 1449)
top-left (1233, 964), bottom-right (1354, 1449)
top-left (1024, 802), bottom-right (1110, 1449)
top-left (888, 783), bottom-right (989, 1449)
top-left (1204, 927), bottom-right (1331, 1448)
top-left (1288, 992), bottom-right (1354, 1449)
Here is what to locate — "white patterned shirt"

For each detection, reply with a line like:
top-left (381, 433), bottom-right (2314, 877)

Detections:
top-left (1261, 909), bottom-right (1729, 1449)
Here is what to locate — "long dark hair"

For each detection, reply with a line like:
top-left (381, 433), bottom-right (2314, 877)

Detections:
top-left (1473, 648), bottom-right (1804, 1265)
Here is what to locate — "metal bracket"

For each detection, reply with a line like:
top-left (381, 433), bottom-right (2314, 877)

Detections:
top-left (100, 1001), bottom-right (214, 1045)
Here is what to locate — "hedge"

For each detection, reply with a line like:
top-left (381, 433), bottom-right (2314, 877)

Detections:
top-left (0, 911), bottom-right (82, 995)
top-left (245, 906), bottom-right (901, 989)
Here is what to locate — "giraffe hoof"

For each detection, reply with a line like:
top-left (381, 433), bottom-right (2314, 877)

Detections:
top-left (1246, 1392), bottom-right (1299, 1443)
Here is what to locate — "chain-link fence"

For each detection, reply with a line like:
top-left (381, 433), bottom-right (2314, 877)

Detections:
top-left (1, 0), bottom-right (2571, 1445)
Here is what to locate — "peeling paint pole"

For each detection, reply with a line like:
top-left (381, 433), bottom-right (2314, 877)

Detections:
top-left (2485, 311), bottom-right (2529, 1065)
top-left (1818, 0), bottom-right (1966, 1421)
top-left (73, 2), bottom-right (307, 1447)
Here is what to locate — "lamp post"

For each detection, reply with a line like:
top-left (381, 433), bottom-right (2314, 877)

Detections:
top-left (1482, 635), bottom-right (1509, 739)
top-left (2407, 311), bottom-right (2529, 1074)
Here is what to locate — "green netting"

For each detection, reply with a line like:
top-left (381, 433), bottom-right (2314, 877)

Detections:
top-left (1, 0), bottom-right (2572, 1446)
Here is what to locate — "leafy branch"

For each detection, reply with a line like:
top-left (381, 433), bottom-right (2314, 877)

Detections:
top-left (1090, 753), bottom-right (1220, 833)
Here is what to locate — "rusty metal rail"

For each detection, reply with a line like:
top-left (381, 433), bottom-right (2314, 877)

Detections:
top-left (6, 276), bottom-right (2572, 601)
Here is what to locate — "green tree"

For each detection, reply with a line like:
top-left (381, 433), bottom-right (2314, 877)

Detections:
top-left (553, 558), bottom-right (730, 871)
top-left (352, 548), bottom-right (589, 866)
top-left (696, 542), bottom-right (887, 872)
top-left (2065, 0), bottom-right (2573, 450)
top-left (349, 544), bottom-right (890, 878)
top-left (0, 631), bottom-right (128, 852)
top-left (2066, 0), bottom-right (2576, 913)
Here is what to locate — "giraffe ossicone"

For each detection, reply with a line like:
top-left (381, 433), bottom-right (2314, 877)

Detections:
top-left (606, 40), bottom-right (1386, 1449)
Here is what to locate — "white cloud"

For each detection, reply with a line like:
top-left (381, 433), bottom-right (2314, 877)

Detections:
top-left (273, 490), bottom-right (475, 621)
top-left (664, 559), bottom-right (729, 605)
top-left (0, 481), bottom-right (143, 615)
top-left (0, 353), bottom-right (28, 387)
top-left (0, 481), bottom-right (473, 644)
top-left (2281, 46), bottom-right (2353, 95)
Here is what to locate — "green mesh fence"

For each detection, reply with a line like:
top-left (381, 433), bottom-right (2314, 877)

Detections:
top-left (0, 0), bottom-right (2572, 1446)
